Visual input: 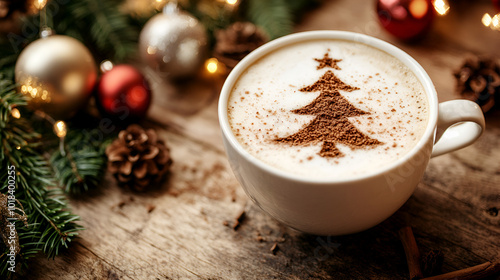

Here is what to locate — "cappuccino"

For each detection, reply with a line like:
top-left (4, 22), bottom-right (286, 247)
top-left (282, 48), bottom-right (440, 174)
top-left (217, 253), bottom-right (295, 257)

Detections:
top-left (227, 39), bottom-right (429, 179)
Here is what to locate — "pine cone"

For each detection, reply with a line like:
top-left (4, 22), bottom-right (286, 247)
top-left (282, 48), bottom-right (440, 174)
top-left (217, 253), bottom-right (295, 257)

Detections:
top-left (106, 125), bottom-right (172, 191)
top-left (454, 56), bottom-right (500, 113)
top-left (214, 22), bottom-right (268, 69)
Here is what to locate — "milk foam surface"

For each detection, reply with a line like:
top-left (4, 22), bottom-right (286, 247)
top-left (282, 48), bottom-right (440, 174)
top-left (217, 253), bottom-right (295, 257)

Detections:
top-left (227, 39), bottom-right (429, 179)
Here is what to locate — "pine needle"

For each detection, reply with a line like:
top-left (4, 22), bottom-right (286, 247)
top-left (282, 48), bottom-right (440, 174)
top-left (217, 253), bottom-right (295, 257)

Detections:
top-left (50, 129), bottom-right (109, 195)
top-left (0, 78), bottom-right (83, 278)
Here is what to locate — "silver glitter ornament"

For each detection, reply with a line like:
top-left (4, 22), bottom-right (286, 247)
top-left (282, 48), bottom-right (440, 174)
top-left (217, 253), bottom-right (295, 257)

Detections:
top-left (139, 3), bottom-right (208, 78)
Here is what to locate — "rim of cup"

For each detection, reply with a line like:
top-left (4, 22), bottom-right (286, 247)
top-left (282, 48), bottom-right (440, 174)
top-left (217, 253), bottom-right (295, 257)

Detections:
top-left (218, 30), bottom-right (438, 184)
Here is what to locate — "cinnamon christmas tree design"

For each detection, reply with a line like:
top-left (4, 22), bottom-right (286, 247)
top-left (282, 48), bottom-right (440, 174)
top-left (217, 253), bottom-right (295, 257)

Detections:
top-left (275, 52), bottom-right (382, 158)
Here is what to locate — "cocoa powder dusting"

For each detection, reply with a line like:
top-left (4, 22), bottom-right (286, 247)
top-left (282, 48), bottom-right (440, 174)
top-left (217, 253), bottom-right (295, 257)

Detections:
top-left (314, 53), bottom-right (342, 70)
top-left (300, 71), bottom-right (359, 93)
top-left (275, 116), bottom-right (382, 157)
top-left (275, 52), bottom-right (382, 158)
top-left (292, 90), bottom-right (367, 118)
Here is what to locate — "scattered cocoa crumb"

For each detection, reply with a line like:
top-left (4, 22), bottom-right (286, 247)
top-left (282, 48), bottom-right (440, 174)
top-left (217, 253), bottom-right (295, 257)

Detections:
top-left (233, 209), bottom-right (246, 231)
top-left (485, 207), bottom-right (498, 217)
top-left (270, 242), bottom-right (279, 255)
top-left (146, 205), bottom-right (156, 213)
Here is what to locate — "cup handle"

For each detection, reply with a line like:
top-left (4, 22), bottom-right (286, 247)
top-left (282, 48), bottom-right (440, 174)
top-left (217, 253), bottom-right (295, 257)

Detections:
top-left (431, 100), bottom-right (485, 158)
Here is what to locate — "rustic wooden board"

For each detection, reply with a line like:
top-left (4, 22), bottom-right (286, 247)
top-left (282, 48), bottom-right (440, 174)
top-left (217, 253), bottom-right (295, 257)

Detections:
top-left (27, 0), bottom-right (500, 279)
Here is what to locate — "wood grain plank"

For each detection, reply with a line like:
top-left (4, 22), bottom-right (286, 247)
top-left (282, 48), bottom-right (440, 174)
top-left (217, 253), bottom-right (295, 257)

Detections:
top-left (25, 0), bottom-right (500, 279)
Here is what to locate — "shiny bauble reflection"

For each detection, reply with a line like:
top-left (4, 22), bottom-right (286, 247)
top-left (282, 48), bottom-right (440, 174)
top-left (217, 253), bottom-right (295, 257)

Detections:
top-left (377, 0), bottom-right (434, 41)
top-left (139, 3), bottom-right (208, 78)
top-left (96, 64), bottom-right (152, 123)
top-left (15, 34), bottom-right (97, 120)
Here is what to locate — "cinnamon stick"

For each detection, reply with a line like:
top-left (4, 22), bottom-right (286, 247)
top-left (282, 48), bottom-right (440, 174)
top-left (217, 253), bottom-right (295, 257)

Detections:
top-left (420, 261), bottom-right (500, 280)
top-left (399, 226), bottom-right (423, 280)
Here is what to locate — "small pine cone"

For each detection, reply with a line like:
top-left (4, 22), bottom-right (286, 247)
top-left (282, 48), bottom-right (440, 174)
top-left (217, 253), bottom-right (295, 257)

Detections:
top-left (454, 56), bottom-right (500, 113)
top-left (106, 124), bottom-right (173, 191)
top-left (214, 22), bottom-right (268, 69)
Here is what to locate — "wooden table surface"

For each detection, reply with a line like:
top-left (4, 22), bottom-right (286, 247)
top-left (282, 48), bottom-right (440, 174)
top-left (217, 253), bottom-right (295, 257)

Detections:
top-left (27, 1), bottom-right (500, 279)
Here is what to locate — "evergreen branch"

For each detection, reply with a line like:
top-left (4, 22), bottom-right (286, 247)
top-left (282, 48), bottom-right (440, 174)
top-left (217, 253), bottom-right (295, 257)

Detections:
top-left (50, 129), bottom-right (108, 195)
top-left (0, 78), bottom-right (82, 278)
top-left (50, 0), bottom-right (139, 63)
top-left (246, 0), bottom-right (294, 39)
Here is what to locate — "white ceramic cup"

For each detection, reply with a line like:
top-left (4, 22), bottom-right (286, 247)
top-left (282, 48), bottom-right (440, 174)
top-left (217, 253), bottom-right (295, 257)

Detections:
top-left (218, 31), bottom-right (485, 236)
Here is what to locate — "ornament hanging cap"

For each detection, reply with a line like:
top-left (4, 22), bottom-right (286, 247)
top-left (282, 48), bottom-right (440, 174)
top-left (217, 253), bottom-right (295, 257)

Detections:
top-left (40, 27), bottom-right (54, 38)
top-left (100, 60), bottom-right (114, 73)
top-left (163, 1), bottom-right (179, 14)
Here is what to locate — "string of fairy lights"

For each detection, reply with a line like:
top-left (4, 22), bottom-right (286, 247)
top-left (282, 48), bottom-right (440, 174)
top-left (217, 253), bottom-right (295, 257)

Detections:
top-left (14, 0), bottom-right (69, 152)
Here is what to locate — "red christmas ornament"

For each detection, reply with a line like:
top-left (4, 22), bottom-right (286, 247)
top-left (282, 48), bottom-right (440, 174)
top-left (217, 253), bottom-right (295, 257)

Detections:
top-left (377, 0), bottom-right (435, 41)
top-left (96, 64), bottom-right (151, 122)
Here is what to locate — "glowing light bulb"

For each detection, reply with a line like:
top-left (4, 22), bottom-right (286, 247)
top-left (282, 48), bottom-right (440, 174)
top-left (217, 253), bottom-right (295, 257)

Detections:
top-left (35, 0), bottom-right (47, 10)
top-left (433, 0), bottom-right (449, 16)
top-left (206, 58), bottom-right (219, 74)
top-left (53, 121), bottom-right (67, 138)
top-left (482, 13), bottom-right (492, 27)
top-left (226, 0), bottom-right (238, 5)
top-left (100, 60), bottom-right (114, 73)
top-left (11, 108), bottom-right (21, 119)
top-left (409, 0), bottom-right (428, 19)
top-left (492, 14), bottom-right (500, 30)
top-left (154, 0), bottom-right (166, 10)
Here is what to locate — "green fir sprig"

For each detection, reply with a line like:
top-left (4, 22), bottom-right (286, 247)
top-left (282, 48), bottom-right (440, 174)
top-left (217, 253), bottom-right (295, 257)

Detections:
top-left (50, 129), bottom-right (110, 195)
top-left (53, 0), bottom-right (139, 63)
top-left (0, 78), bottom-right (83, 278)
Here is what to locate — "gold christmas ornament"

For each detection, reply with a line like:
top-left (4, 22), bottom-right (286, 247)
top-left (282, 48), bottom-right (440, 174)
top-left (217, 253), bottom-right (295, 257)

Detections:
top-left (15, 30), bottom-right (97, 120)
top-left (139, 2), bottom-right (208, 78)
